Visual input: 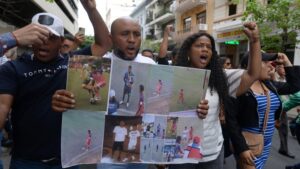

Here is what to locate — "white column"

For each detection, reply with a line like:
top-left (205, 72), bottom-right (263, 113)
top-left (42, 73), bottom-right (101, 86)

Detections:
top-left (294, 31), bottom-right (300, 65)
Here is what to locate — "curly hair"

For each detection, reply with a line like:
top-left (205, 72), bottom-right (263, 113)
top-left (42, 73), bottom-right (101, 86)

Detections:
top-left (176, 32), bottom-right (228, 106)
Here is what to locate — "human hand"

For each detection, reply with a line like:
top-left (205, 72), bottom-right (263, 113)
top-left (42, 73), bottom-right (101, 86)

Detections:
top-left (75, 32), bottom-right (85, 45)
top-left (12, 24), bottom-right (50, 46)
top-left (164, 25), bottom-right (174, 36)
top-left (80, 0), bottom-right (96, 11)
top-left (243, 22), bottom-right (260, 43)
top-left (276, 53), bottom-right (292, 67)
top-left (52, 90), bottom-right (76, 112)
top-left (196, 100), bottom-right (209, 119)
top-left (240, 150), bottom-right (256, 166)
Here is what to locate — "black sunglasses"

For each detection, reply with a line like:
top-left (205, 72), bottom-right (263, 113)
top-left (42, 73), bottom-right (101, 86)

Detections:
top-left (38, 15), bottom-right (54, 26)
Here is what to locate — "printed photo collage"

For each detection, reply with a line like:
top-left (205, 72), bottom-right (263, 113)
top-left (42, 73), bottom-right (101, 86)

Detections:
top-left (61, 55), bottom-right (210, 167)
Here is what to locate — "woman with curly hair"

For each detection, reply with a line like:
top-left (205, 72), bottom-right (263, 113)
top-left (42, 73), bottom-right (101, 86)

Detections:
top-left (169, 22), bottom-right (262, 169)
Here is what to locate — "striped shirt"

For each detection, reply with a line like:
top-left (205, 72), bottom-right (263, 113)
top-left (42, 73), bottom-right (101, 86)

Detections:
top-left (243, 91), bottom-right (280, 169)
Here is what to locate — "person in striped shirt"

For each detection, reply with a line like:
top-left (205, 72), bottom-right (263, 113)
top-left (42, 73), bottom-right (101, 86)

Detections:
top-left (229, 52), bottom-right (300, 169)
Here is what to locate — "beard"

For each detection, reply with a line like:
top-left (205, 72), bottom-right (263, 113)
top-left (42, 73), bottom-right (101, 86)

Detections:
top-left (113, 48), bottom-right (140, 61)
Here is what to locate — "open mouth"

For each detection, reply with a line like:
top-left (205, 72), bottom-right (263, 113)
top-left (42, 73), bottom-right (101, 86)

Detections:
top-left (126, 47), bottom-right (136, 55)
top-left (199, 55), bottom-right (208, 64)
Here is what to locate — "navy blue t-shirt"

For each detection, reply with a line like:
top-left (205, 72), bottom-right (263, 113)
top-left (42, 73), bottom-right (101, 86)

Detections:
top-left (0, 46), bottom-right (92, 160)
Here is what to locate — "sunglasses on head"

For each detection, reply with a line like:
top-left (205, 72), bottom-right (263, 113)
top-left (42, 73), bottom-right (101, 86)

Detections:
top-left (38, 15), bottom-right (54, 26)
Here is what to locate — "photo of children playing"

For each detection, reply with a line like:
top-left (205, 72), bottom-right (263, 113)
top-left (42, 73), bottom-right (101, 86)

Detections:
top-left (61, 111), bottom-right (105, 168)
top-left (102, 116), bottom-right (143, 163)
top-left (67, 55), bottom-right (110, 111)
top-left (109, 58), bottom-right (151, 116)
top-left (108, 58), bottom-right (210, 116)
top-left (139, 115), bottom-right (204, 163)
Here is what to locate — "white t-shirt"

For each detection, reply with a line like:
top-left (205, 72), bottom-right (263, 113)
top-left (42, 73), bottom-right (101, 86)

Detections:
top-left (201, 69), bottom-right (244, 162)
top-left (129, 130), bottom-right (140, 144)
top-left (181, 129), bottom-right (189, 140)
top-left (104, 52), bottom-right (156, 65)
top-left (113, 126), bottom-right (127, 142)
top-left (128, 130), bottom-right (140, 150)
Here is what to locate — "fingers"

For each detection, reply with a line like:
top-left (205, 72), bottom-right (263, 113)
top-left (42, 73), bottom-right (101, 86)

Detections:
top-left (196, 100), bottom-right (209, 119)
top-left (248, 152), bottom-right (256, 166)
top-left (52, 90), bottom-right (75, 112)
top-left (12, 24), bottom-right (51, 46)
top-left (243, 22), bottom-right (257, 30)
top-left (243, 22), bottom-right (260, 43)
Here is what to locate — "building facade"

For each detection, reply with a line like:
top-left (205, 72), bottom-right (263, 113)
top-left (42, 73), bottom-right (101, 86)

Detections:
top-left (213, 0), bottom-right (248, 67)
top-left (173, 0), bottom-right (213, 45)
top-left (0, 0), bottom-right (79, 35)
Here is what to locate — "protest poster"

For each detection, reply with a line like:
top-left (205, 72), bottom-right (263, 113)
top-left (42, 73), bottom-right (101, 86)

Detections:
top-left (62, 56), bottom-right (210, 166)
top-left (61, 55), bottom-right (110, 168)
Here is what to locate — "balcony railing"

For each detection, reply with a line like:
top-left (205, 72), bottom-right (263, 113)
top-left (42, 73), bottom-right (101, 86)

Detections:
top-left (146, 17), bottom-right (153, 24)
top-left (155, 8), bottom-right (171, 19)
top-left (175, 0), bottom-right (207, 13)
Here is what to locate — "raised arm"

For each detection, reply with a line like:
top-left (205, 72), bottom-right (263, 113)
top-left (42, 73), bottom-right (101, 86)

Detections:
top-left (236, 22), bottom-right (262, 96)
top-left (81, 0), bottom-right (112, 57)
top-left (157, 25), bottom-right (173, 65)
top-left (159, 25), bottom-right (173, 59)
top-left (0, 94), bottom-right (13, 129)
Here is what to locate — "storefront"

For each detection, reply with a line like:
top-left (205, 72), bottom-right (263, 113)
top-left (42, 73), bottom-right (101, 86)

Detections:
top-left (215, 28), bottom-right (248, 68)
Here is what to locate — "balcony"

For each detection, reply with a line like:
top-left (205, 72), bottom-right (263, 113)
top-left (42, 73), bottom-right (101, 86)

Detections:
top-left (155, 8), bottom-right (171, 19)
top-left (146, 8), bottom-right (174, 26)
top-left (173, 23), bottom-right (208, 43)
top-left (174, 0), bottom-right (207, 13)
top-left (146, 16), bottom-right (153, 24)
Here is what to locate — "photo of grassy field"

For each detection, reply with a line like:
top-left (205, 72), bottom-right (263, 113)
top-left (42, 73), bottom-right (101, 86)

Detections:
top-left (66, 56), bottom-right (111, 112)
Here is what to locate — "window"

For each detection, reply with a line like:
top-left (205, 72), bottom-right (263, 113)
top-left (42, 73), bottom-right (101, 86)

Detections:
top-left (196, 12), bottom-right (206, 24)
top-left (68, 0), bottom-right (78, 14)
top-left (183, 17), bottom-right (192, 31)
top-left (228, 4), bottom-right (237, 16)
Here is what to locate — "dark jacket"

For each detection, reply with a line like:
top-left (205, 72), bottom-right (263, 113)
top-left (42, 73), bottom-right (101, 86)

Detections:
top-left (225, 66), bottom-right (300, 155)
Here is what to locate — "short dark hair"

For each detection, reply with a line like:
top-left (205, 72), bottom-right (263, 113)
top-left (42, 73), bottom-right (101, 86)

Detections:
top-left (64, 33), bottom-right (75, 41)
top-left (142, 49), bottom-right (153, 54)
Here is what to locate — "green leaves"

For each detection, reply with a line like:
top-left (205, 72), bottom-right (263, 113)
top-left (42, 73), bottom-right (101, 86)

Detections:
top-left (243, 0), bottom-right (300, 52)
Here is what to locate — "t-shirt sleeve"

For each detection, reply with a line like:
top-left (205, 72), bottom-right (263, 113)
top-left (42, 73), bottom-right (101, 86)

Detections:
top-left (225, 69), bottom-right (244, 98)
top-left (113, 126), bottom-right (117, 134)
top-left (0, 62), bottom-right (17, 95)
top-left (72, 46), bottom-right (92, 56)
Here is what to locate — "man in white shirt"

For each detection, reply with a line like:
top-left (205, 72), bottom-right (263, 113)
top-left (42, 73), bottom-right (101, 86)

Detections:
top-left (112, 121), bottom-right (128, 161)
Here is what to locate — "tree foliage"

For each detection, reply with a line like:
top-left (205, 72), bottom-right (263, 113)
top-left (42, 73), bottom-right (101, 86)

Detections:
top-left (79, 35), bottom-right (95, 49)
top-left (243, 0), bottom-right (300, 52)
top-left (141, 39), bottom-right (160, 53)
